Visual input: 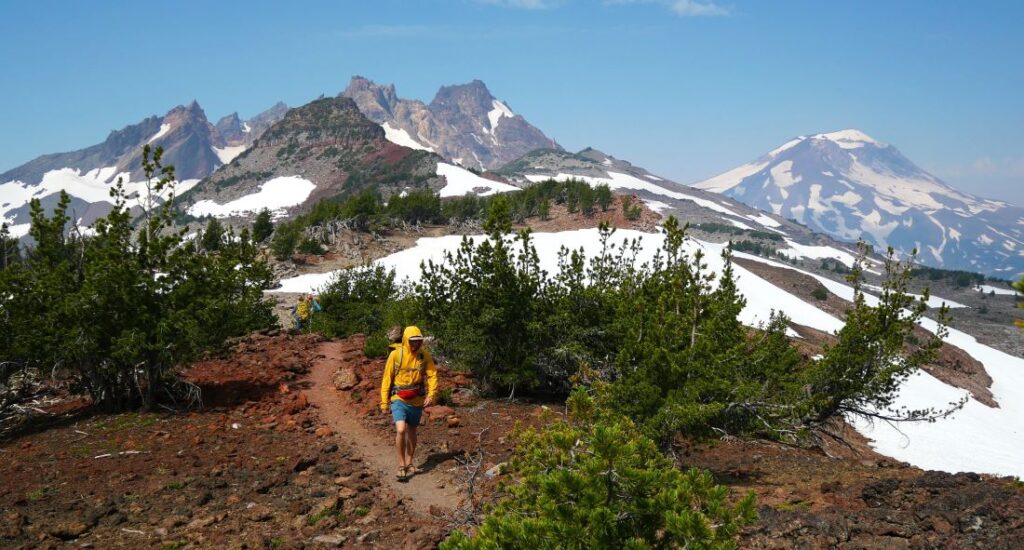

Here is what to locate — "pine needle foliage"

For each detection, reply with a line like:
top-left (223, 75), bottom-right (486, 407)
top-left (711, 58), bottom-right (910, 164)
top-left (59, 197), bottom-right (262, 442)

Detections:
top-left (442, 389), bottom-right (757, 549)
top-left (0, 146), bottom-right (276, 411)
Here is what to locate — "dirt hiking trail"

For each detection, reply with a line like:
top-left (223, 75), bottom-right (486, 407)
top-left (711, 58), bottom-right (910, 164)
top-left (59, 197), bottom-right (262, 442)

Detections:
top-left (304, 341), bottom-right (461, 515)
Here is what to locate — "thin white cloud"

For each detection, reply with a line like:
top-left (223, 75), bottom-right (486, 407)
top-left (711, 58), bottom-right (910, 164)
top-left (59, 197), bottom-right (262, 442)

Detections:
top-left (608, 0), bottom-right (730, 17)
top-left (670, 0), bottom-right (729, 16)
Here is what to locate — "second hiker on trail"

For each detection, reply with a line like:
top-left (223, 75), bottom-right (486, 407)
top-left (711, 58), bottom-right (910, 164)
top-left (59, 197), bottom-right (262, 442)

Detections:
top-left (380, 326), bottom-right (437, 481)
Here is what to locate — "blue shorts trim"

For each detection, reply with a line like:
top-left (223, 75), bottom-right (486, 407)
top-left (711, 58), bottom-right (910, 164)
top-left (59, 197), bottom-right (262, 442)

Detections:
top-left (390, 400), bottom-right (423, 427)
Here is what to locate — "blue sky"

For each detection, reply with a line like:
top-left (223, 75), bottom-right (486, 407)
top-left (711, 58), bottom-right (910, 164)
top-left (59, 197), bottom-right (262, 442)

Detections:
top-left (1, 0), bottom-right (1022, 203)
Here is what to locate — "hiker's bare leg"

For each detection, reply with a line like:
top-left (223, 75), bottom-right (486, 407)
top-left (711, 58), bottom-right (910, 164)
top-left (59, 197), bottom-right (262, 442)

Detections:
top-left (395, 420), bottom-right (409, 468)
top-left (405, 425), bottom-right (417, 468)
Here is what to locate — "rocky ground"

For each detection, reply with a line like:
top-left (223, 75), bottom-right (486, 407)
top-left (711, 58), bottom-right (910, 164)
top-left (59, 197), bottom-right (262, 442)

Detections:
top-left (3, 333), bottom-right (1024, 548)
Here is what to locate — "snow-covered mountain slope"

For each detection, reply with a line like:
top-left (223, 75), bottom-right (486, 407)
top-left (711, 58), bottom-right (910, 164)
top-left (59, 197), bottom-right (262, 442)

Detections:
top-left (498, 147), bottom-right (867, 268)
top-left (274, 227), bottom-right (1024, 477)
top-left (692, 130), bottom-right (1024, 279)
top-left (342, 76), bottom-right (560, 171)
top-left (0, 101), bottom-right (286, 232)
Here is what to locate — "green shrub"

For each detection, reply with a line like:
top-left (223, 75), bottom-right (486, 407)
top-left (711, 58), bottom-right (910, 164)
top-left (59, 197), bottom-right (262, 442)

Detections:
top-left (0, 146), bottom-right (276, 411)
top-left (251, 208), bottom-right (274, 243)
top-left (363, 332), bottom-right (390, 358)
top-left (436, 388), bottom-right (454, 406)
top-left (312, 265), bottom-right (398, 339)
top-left (442, 390), bottom-right (757, 549)
top-left (811, 285), bottom-right (828, 301)
top-left (297, 236), bottom-right (325, 255)
top-left (271, 221), bottom-right (302, 260)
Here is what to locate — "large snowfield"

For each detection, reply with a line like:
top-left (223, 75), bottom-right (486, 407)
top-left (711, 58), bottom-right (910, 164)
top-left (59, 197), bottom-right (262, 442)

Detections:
top-left (274, 227), bottom-right (1024, 478)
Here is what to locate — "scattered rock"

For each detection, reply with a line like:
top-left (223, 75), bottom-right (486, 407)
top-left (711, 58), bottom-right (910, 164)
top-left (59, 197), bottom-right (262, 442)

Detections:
top-left (186, 513), bottom-right (224, 530)
top-left (247, 505), bottom-right (274, 522)
top-left (314, 496), bottom-right (340, 516)
top-left (0, 512), bottom-right (25, 539)
top-left (312, 534), bottom-right (347, 547)
top-left (321, 443), bottom-right (339, 454)
top-left (315, 426), bottom-right (334, 438)
top-left (333, 367), bottom-right (360, 391)
top-left (160, 515), bottom-right (188, 530)
top-left (47, 521), bottom-right (90, 540)
top-left (485, 462), bottom-right (506, 479)
top-left (427, 406), bottom-right (455, 420)
top-left (292, 254), bottom-right (324, 266)
top-left (292, 455), bottom-right (319, 472)
top-left (285, 393), bottom-right (310, 415)
top-left (446, 416), bottom-right (461, 428)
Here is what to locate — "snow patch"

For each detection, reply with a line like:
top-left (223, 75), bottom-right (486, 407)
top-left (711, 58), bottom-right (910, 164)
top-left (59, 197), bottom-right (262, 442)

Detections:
top-left (776, 239), bottom-right (859, 268)
top-left (642, 199), bottom-right (671, 214)
top-left (212, 145), bottom-right (247, 165)
top-left (487, 100), bottom-right (514, 132)
top-left (147, 123), bottom-right (171, 144)
top-left (769, 161), bottom-right (800, 188)
top-left (976, 284), bottom-right (1017, 296)
top-left (813, 129), bottom-right (881, 149)
top-left (692, 160), bottom-right (770, 193)
top-left (382, 122), bottom-right (434, 152)
top-left (187, 176), bottom-right (315, 219)
top-left (747, 213), bottom-right (781, 228)
top-left (437, 163), bottom-right (520, 198)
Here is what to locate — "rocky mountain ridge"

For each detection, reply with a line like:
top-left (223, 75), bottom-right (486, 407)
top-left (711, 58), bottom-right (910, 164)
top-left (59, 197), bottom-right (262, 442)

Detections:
top-left (179, 97), bottom-right (444, 221)
top-left (341, 76), bottom-right (560, 171)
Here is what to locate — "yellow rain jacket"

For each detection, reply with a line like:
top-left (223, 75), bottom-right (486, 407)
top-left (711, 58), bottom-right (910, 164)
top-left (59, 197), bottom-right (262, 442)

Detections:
top-left (380, 326), bottom-right (437, 410)
top-left (296, 300), bottom-right (312, 321)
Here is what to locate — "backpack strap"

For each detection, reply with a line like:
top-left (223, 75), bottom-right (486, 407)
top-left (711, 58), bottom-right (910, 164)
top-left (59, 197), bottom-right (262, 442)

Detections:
top-left (390, 347), bottom-right (426, 396)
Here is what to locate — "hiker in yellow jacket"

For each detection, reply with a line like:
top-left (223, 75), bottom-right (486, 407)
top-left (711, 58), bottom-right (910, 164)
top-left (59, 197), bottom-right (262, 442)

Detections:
top-left (380, 326), bottom-right (437, 481)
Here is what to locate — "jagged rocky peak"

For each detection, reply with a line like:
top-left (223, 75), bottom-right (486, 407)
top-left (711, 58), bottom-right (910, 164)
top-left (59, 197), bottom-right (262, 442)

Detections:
top-left (342, 76), bottom-right (400, 122)
top-left (216, 112), bottom-right (245, 143)
top-left (429, 79), bottom-right (495, 117)
top-left (341, 76), bottom-right (560, 171)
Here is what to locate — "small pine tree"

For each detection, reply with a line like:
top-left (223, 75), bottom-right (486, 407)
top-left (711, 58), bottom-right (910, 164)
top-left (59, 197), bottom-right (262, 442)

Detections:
top-left (595, 183), bottom-right (613, 212)
top-left (1015, 277), bottom-right (1024, 329)
top-left (271, 221), bottom-right (302, 260)
top-left (252, 208), bottom-right (274, 243)
top-left (201, 218), bottom-right (225, 252)
top-left (0, 223), bottom-right (21, 270)
top-left (483, 194), bottom-right (513, 234)
top-left (537, 197), bottom-right (551, 221)
top-left (579, 185), bottom-right (595, 216)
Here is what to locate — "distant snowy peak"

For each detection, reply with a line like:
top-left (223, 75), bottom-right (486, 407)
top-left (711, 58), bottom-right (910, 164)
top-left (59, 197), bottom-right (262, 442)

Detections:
top-left (692, 130), bottom-right (1024, 278)
top-left (342, 76), bottom-right (560, 171)
top-left (814, 129), bottom-right (883, 149)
